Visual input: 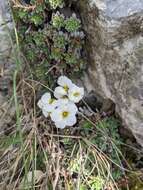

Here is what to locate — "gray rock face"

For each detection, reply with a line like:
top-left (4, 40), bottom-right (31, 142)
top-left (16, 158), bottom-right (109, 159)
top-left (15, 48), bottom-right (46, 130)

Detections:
top-left (0, 0), bottom-right (15, 131)
top-left (106, 0), bottom-right (143, 18)
top-left (0, 0), bottom-right (12, 58)
top-left (0, 0), bottom-right (13, 92)
top-left (78, 0), bottom-right (143, 146)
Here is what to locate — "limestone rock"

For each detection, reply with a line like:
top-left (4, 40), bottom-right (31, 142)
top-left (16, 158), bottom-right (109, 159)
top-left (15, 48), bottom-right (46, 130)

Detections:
top-left (77, 0), bottom-right (143, 146)
top-left (0, 0), bottom-right (14, 95)
top-left (0, 0), bottom-right (15, 131)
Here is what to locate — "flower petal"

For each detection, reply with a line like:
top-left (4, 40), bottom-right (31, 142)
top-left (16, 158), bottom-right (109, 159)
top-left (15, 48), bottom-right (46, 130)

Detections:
top-left (42, 109), bottom-right (49, 118)
top-left (37, 99), bottom-right (43, 109)
top-left (55, 121), bottom-right (66, 129)
top-left (54, 86), bottom-right (67, 99)
top-left (68, 86), bottom-right (84, 103)
top-left (55, 98), bottom-right (69, 108)
top-left (66, 114), bottom-right (77, 126)
top-left (67, 102), bottom-right (78, 114)
top-left (50, 108), bottom-right (62, 122)
top-left (41, 92), bottom-right (51, 103)
top-left (43, 104), bottom-right (54, 112)
top-left (57, 76), bottom-right (73, 88)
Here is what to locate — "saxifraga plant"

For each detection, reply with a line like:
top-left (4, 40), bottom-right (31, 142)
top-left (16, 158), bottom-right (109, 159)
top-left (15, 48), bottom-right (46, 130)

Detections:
top-left (12, 0), bottom-right (85, 82)
top-left (49, 0), bottom-right (64, 9)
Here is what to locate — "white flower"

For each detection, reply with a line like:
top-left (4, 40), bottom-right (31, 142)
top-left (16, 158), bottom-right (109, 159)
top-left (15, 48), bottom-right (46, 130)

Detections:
top-left (54, 86), bottom-right (67, 99)
top-left (42, 108), bottom-right (50, 118)
top-left (56, 98), bottom-right (78, 112)
top-left (68, 85), bottom-right (84, 103)
top-left (57, 76), bottom-right (74, 91)
top-left (51, 103), bottom-right (78, 129)
top-left (37, 93), bottom-right (50, 109)
top-left (37, 76), bottom-right (84, 128)
top-left (67, 102), bottom-right (78, 113)
top-left (56, 98), bottom-right (69, 106)
top-left (37, 92), bottom-right (58, 117)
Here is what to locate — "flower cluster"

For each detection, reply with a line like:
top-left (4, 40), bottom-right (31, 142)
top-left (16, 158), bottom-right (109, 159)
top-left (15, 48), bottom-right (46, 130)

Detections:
top-left (37, 76), bottom-right (84, 129)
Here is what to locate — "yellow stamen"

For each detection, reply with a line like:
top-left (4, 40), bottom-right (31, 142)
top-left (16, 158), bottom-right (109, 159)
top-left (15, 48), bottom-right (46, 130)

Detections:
top-left (49, 99), bottom-right (55, 104)
top-left (62, 111), bottom-right (69, 118)
top-left (73, 92), bottom-right (80, 97)
top-left (63, 85), bottom-right (69, 92)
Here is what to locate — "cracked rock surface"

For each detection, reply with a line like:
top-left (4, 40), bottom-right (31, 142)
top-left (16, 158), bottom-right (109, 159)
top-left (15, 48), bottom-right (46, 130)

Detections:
top-left (78, 0), bottom-right (143, 146)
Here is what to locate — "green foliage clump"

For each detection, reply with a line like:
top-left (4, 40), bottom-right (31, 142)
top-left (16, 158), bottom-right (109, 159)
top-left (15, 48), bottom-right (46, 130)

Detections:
top-left (82, 117), bottom-right (124, 180)
top-left (12, 0), bottom-right (85, 83)
top-left (53, 32), bottom-right (67, 49)
top-left (65, 13), bottom-right (81, 32)
top-left (88, 176), bottom-right (105, 190)
top-left (50, 47), bottom-right (63, 61)
top-left (52, 12), bottom-right (65, 29)
top-left (49, 0), bottom-right (64, 9)
top-left (64, 52), bottom-right (77, 65)
top-left (16, 2), bottom-right (46, 26)
top-left (30, 13), bottom-right (43, 26)
top-left (79, 176), bottom-right (105, 190)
